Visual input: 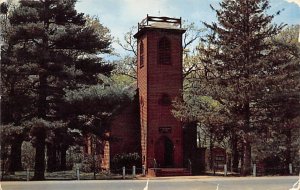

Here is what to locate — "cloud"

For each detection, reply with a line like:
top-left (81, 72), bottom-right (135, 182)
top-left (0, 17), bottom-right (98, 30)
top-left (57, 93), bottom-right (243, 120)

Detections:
top-left (285, 0), bottom-right (300, 6)
top-left (59, 0), bottom-right (300, 57)
top-left (76, 0), bottom-right (175, 57)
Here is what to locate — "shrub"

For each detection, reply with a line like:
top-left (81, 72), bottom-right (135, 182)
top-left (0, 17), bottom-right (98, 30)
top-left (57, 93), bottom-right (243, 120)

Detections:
top-left (111, 152), bottom-right (141, 172)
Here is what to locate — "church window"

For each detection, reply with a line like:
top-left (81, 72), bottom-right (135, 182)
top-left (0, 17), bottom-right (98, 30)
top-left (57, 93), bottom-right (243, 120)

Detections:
top-left (158, 93), bottom-right (172, 106)
top-left (158, 37), bottom-right (171, 65)
top-left (140, 41), bottom-right (144, 68)
top-left (140, 96), bottom-right (144, 107)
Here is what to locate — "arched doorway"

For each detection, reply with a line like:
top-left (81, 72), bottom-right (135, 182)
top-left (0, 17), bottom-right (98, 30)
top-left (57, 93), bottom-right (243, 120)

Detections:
top-left (155, 136), bottom-right (174, 167)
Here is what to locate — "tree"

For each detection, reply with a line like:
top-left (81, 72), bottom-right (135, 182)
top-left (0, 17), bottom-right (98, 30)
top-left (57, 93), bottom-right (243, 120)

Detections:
top-left (114, 22), bottom-right (204, 85)
top-left (251, 25), bottom-right (300, 169)
top-left (1, 1), bottom-right (34, 173)
top-left (64, 78), bottom-right (134, 136)
top-left (174, 0), bottom-right (290, 175)
top-left (114, 26), bottom-right (137, 80)
top-left (63, 77), bottom-right (134, 173)
top-left (201, 0), bottom-right (290, 175)
top-left (4, 0), bottom-right (113, 180)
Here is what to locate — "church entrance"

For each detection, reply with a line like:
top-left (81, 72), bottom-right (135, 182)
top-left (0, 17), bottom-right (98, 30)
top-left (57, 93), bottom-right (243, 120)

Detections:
top-left (155, 136), bottom-right (174, 167)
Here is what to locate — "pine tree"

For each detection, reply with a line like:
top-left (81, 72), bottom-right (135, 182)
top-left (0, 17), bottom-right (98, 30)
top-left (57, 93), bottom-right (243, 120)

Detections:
top-left (254, 25), bottom-right (300, 168)
top-left (196, 0), bottom-right (286, 175)
top-left (4, 0), bottom-right (113, 179)
top-left (1, 1), bottom-right (34, 173)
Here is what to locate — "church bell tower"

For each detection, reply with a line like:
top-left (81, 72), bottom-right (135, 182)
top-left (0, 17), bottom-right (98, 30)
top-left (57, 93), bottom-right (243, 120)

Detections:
top-left (134, 15), bottom-right (186, 170)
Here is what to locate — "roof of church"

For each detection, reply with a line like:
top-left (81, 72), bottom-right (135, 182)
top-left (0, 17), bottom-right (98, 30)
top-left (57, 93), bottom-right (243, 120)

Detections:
top-left (139, 15), bottom-right (183, 29)
top-left (134, 15), bottom-right (186, 38)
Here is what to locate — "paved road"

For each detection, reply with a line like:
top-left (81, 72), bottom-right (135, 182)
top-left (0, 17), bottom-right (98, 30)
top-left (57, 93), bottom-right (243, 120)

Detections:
top-left (1, 176), bottom-right (298, 190)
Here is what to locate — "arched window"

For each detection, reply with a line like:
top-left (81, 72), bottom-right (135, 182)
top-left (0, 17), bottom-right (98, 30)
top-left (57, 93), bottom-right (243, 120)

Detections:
top-left (158, 93), bottom-right (172, 106)
top-left (158, 37), bottom-right (171, 65)
top-left (140, 96), bottom-right (144, 107)
top-left (140, 41), bottom-right (144, 68)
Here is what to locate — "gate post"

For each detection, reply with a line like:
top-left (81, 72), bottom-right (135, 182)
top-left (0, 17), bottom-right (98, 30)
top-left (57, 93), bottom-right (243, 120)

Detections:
top-left (122, 166), bottom-right (126, 179)
top-left (76, 164), bottom-right (80, 180)
top-left (253, 164), bottom-right (256, 177)
top-left (26, 168), bottom-right (30, 181)
top-left (142, 165), bottom-right (146, 176)
top-left (132, 166), bottom-right (136, 178)
top-left (224, 165), bottom-right (227, 176)
top-left (289, 163), bottom-right (293, 175)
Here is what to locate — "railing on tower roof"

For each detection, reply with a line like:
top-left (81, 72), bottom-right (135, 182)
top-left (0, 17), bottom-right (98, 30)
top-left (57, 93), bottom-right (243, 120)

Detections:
top-left (138, 14), bottom-right (182, 31)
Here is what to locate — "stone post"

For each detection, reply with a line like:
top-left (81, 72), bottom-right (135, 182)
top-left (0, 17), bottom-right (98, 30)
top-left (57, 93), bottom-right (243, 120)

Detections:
top-left (289, 163), bottom-right (293, 175)
top-left (132, 166), bottom-right (136, 178)
top-left (76, 164), bottom-right (80, 180)
top-left (142, 165), bottom-right (146, 176)
top-left (122, 166), bottom-right (126, 179)
top-left (253, 164), bottom-right (256, 177)
top-left (224, 164), bottom-right (227, 176)
top-left (26, 168), bottom-right (30, 181)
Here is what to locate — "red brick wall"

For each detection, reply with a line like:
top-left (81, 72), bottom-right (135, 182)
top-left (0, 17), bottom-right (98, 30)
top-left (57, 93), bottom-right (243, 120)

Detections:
top-left (109, 102), bottom-right (141, 160)
top-left (137, 28), bottom-right (185, 169)
top-left (83, 135), bottom-right (110, 171)
top-left (101, 141), bottom-right (110, 170)
top-left (137, 35), bottom-right (148, 167)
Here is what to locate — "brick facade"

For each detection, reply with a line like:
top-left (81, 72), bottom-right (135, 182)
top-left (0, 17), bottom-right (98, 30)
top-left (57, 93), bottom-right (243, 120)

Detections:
top-left (109, 101), bottom-right (141, 159)
top-left (134, 18), bottom-right (186, 170)
top-left (85, 16), bottom-right (209, 175)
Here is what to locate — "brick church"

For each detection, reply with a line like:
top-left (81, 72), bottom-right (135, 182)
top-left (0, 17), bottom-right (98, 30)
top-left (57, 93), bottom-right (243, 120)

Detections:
top-left (106, 16), bottom-right (204, 176)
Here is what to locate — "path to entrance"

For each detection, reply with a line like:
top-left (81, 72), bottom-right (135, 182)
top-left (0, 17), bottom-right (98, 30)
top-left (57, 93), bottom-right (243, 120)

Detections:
top-left (1, 176), bottom-right (298, 190)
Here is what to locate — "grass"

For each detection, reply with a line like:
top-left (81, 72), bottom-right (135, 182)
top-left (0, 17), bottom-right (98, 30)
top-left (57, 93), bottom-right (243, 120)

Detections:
top-left (1, 170), bottom-right (137, 181)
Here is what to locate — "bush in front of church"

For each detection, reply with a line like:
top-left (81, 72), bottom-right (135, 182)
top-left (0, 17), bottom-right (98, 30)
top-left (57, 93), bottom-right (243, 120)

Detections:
top-left (111, 153), bottom-right (141, 174)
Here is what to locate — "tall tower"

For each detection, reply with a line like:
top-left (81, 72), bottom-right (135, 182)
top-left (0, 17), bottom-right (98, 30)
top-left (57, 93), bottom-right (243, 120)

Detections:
top-left (134, 16), bottom-right (186, 170)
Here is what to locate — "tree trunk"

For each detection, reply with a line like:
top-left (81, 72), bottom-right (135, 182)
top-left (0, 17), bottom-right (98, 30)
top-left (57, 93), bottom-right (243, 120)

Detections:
top-left (8, 137), bottom-right (23, 172)
top-left (240, 142), bottom-right (244, 173)
top-left (37, 74), bottom-right (48, 118)
top-left (33, 71), bottom-right (47, 180)
top-left (34, 57), bottom-right (48, 179)
top-left (231, 134), bottom-right (239, 173)
top-left (209, 136), bottom-right (214, 171)
top-left (60, 145), bottom-right (67, 171)
top-left (33, 135), bottom-right (46, 180)
top-left (285, 129), bottom-right (292, 168)
top-left (242, 142), bottom-right (251, 176)
top-left (46, 144), bottom-right (57, 172)
top-left (242, 101), bottom-right (252, 176)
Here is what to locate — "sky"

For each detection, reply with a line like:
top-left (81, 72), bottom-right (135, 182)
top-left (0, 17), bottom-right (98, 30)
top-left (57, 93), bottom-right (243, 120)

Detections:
top-left (74, 0), bottom-right (300, 57)
top-left (1, 0), bottom-right (299, 56)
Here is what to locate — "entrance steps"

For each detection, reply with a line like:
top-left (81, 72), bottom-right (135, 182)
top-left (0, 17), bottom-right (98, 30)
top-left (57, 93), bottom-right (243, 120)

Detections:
top-left (148, 168), bottom-right (192, 177)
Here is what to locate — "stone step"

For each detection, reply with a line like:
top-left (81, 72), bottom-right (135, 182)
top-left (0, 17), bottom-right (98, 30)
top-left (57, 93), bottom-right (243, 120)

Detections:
top-left (149, 168), bottom-right (192, 177)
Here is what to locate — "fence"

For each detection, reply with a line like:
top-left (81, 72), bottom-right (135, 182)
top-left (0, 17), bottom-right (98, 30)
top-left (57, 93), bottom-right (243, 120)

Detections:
top-left (1, 165), bottom-right (145, 181)
top-left (209, 163), bottom-right (299, 177)
top-left (1, 164), bottom-right (299, 180)
top-left (256, 164), bottom-right (300, 176)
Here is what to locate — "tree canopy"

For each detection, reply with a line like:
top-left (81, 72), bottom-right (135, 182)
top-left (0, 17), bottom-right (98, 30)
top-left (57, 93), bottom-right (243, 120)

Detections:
top-left (0, 0), bottom-right (120, 179)
top-left (173, 0), bottom-right (299, 175)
